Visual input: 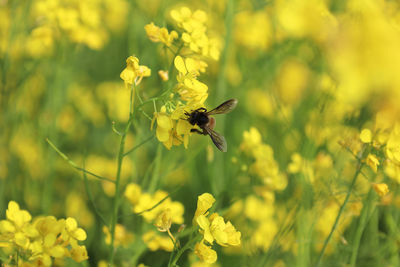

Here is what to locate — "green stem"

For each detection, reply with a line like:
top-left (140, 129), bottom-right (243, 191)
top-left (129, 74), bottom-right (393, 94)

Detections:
top-left (124, 135), bottom-right (154, 156)
top-left (82, 161), bottom-right (108, 226)
top-left (349, 189), bottom-right (375, 267)
top-left (147, 143), bottom-right (162, 193)
top-left (170, 235), bottom-right (201, 267)
top-left (315, 161), bottom-right (363, 267)
top-left (46, 138), bottom-right (114, 183)
top-left (108, 84), bottom-right (135, 264)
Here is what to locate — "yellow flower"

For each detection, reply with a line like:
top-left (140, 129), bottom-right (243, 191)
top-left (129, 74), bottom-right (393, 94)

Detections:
top-left (124, 183), bottom-right (142, 205)
top-left (170, 7), bottom-right (220, 59)
top-left (194, 193), bottom-right (241, 253)
top-left (30, 233), bottom-right (65, 266)
top-left (103, 224), bottom-right (134, 247)
top-left (152, 106), bottom-right (177, 149)
top-left (142, 230), bottom-right (174, 252)
top-left (197, 213), bottom-right (241, 247)
top-left (145, 22), bottom-right (178, 47)
top-left (240, 127), bottom-right (262, 152)
top-left (196, 215), bottom-right (213, 244)
top-left (0, 201), bottom-right (37, 250)
top-left (360, 129), bottom-right (372, 143)
top-left (154, 209), bottom-right (172, 232)
top-left (234, 10), bottom-right (272, 51)
top-left (5, 201), bottom-right (31, 229)
top-left (0, 202), bottom-right (88, 265)
top-left (120, 56), bottom-right (151, 86)
top-left (62, 217), bottom-right (87, 248)
top-left (385, 161), bottom-right (400, 184)
top-left (372, 183), bottom-right (389, 197)
top-left (70, 245), bottom-right (89, 262)
top-left (126, 186), bottom-right (184, 225)
top-left (158, 70), bottom-right (169, 81)
top-left (194, 241), bottom-right (217, 264)
top-left (152, 104), bottom-right (196, 149)
top-left (194, 193), bottom-right (216, 222)
top-left (174, 56), bottom-right (208, 103)
top-left (386, 127), bottom-right (400, 163)
top-left (366, 154), bottom-right (380, 173)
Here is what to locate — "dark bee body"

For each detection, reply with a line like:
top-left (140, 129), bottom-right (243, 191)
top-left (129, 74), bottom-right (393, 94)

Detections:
top-left (185, 99), bottom-right (238, 152)
top-left (188, 108), bottom-right (209, 127)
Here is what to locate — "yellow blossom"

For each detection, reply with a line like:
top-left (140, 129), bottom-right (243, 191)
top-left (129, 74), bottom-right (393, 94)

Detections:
top-left (372, 183), bottom-right (389, 197)
top-left (70, 245), bottom-right (89, 263)
top-left (170, 7), bottom-right (220, 59)
top-left (62, 217), bottom-right (87, 248)
top-left (120, 56), bottom-right (151, 86)
top-left (103, 224), bottom-right (134, 247)
top-left (142, 230), bottom-right (174, 252)
top-left (154, 209), bottom-right (172, 232)
top-left (194, 241), bottom-right (217, 264)
top-left (158, 70), bottom-right (169, 81)
top-left (194, 193), bottom-right (216, 222)
top-left (198, 213), bottom-right (241, 247)
top-left (360, 129), bottom-right (372, 143)
top-left (124, 183), bottom-right (142, 205)
top-left (194, 193), bottom-right (241, 253)
top-left (125, 185), bottom-right (184, 225)
top-left (145, 22), bottom-right (178, 47)
top-left (366, 154), bottom-right (380, 173)
top-left (386, 127), bottom-right (400, 163)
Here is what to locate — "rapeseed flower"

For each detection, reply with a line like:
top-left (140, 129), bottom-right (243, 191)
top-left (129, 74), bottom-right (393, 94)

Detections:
top-left (124, 183), bottom-right (184, 224)
top-left (103, 224), bottom-right (134, 247)
top-left (142, 230), bottom-right (174, 252)
top-left (365, 154), bottom-right (380, 173)
top-left (194, 240), bottom-right (217, 264)
top-left (120, 56), bottom-right (151, 86)
top-left (170, 7), bottom-right (220, 60)
top-left (372, 183), bottom-right (389, 197)
top-left (193, 193), bottom-right (241, 264)
top-left (360, 129), bottom-right (372, 143)
top-left (0, 201), bottom-right (88, 266)
top-left (145, 22), bottom-right (178, 47)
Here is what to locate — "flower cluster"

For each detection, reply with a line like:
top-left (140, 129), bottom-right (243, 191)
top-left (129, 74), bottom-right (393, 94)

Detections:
top-left (170, 7), bottom-right (221, 60)
top-left (26, 0), bottom-right (128, 57)
top-left (124, 183), bottom-right (184, 224)
top-left (124, 183), bottom-right (184, 252)
top-left (0, 201), bottom-right (88, 266)
top-left (120, 56), bottom-right (151, 87)
top-left (228, 194), bottom-right (278, 253)
top-left (103, 224), bottom-right (134, 248)
top-left (143, 6), bottom-right (222, 151)
top-left (193, 193), bottom-right (241, 264)
top-left (240, 127), bottom-right (287, 191)
top-left (144, 23), bottom-right (178, 47)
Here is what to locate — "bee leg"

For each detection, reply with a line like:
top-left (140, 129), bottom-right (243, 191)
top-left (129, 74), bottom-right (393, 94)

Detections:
top-left (190, 129), bottom-right (207, 135)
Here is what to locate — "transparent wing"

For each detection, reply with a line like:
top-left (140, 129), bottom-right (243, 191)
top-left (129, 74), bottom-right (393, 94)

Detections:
top-left (203, 125), bottom-right (227, 152)
top-left (206, 99), bottom-right (238, 115)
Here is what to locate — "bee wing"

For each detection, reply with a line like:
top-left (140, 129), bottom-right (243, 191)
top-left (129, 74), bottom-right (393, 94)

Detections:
top-left (206, 99), bottom-right (238, 115)
top-left (203, 125), bottom-right (227, 152)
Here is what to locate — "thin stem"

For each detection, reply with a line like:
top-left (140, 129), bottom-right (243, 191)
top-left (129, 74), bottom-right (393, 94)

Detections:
top-left (135, 185), bottom-right (182, 216)
top-left (108, 84), bottom-right (135, 264)
top-left (170, 235), bottom-right (201, 267)
top-left (82, 161), bottom-right (108, 226)
top-left (147, 143), bottom-right (162, 193)
top-left (349, 189), bottom-right (375, 267)
top-left (46, 138), bottom-right (115, 183)
top-left (123, 135), bottom-right (154, 156)
top-left (315, 161), bottom-right (364, 267)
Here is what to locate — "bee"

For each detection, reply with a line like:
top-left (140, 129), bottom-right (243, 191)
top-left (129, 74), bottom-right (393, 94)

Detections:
top-left (185, 99), bottom-right (238, 152)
